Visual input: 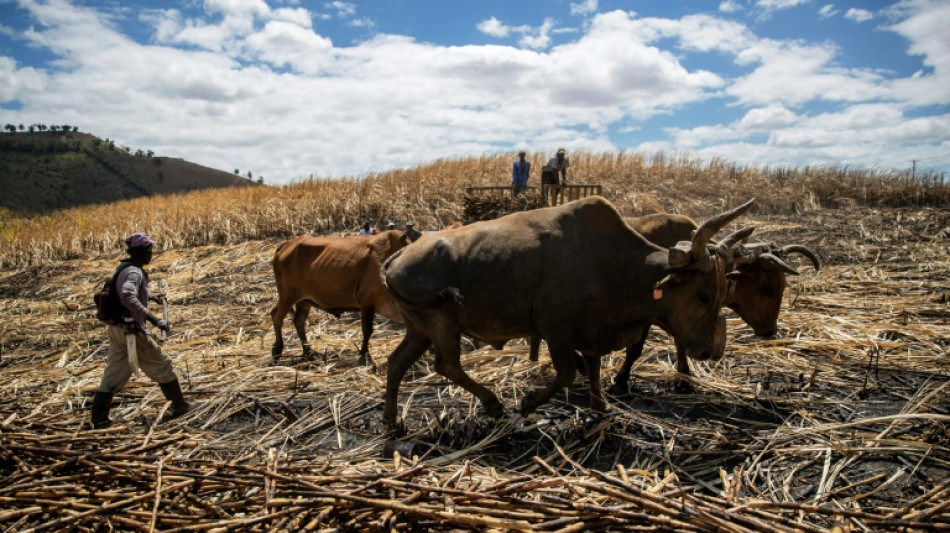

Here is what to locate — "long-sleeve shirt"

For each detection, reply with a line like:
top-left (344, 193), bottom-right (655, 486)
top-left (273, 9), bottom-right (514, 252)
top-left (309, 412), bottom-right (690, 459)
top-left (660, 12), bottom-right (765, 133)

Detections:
top-left (512, 160), bottom-right (530, 187)
top-left (116, 262), bottom-right (151, 333)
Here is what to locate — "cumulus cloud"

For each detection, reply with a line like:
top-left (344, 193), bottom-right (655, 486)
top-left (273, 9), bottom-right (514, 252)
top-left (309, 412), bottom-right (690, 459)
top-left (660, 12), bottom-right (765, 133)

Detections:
top-left (719, 1), bottom-right (743, 13)
top-left (570, 0), bottom-right (598, 16)
top-left (756, 0), bottom-right (810, 10)
top-left (518, 18), bottom-right (555, 50)
top-left (818, 4), bottom-right (839, 18)
top-left (844, 8), bottom-right (874, 22)
top-left (4, 1), bottom-right (947, 181)
top-left (477, 17), bottom-right (558, 50)
top-left (477, 17), bottom-right (509, 38)
top-left (325, 1), bottom-right (355, 18)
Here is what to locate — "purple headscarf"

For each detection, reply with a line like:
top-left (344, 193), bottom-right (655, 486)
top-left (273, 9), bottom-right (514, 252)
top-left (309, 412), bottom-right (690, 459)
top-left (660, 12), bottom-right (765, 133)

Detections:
top-left (125, 232), bottom-right (155, 253)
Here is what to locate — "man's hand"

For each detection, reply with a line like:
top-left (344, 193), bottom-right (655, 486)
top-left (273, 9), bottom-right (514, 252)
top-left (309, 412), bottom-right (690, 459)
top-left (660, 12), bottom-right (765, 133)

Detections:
top-left (147, 313), bottom-right (170, 332)
top-left (149, 294), bottom-right (167, 304)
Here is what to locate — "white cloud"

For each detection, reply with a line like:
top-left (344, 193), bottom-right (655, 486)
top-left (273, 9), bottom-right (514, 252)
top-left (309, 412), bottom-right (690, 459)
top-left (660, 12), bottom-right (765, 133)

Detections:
top-left (844, 8), bottom-right (874, 23)
top-left (729, 39), bottom-right (888, 105)
top-left (477, 17), bottom-right (509, 38)
top-left (4, 1), bottom-right (948, 182)
top-left (756, 0), bottom-right (810, 10)
top-left (0, 56), bottom-right (47, 102)
top-left (348, 17), bottom-right (374, 28)
top-left (518, 18), bottom-right (554, 50)
top-left (737, 104), bottom-right (799, 130)
top-left (719, 1), bottom-right (743, 14)
top-left (885, 0), bottom-right (950, 106)
top-left (325, 1), bottom-right (355, 18)
top-left (818, 4), bottom-right (839, 18)
top-left (570, 0), bottom-right (598, 16)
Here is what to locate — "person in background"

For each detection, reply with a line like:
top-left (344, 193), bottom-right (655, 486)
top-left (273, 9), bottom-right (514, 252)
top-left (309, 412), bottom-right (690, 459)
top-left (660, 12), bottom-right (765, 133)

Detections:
top-left (404, 221), bottom-right (422, 242)
top-left (512, 150), bottom-right (530, 194)
top-left (359, 221), bottom-right (379, 236)
top-left (89, 232), bottom-right (191, 429)
top-left (541, 148), bottom-right (570, 205)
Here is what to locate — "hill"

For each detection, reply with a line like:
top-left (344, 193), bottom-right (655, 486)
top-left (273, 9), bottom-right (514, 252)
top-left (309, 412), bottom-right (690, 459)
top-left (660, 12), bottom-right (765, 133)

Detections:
top-left (0, 130), bottom-right (255, 213)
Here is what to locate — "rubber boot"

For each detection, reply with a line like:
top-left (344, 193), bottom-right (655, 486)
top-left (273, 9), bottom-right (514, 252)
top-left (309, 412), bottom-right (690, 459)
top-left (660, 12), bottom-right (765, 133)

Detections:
top-left (159, 379), bottom-right (192, 420)
top-left (90, 391), bottom-right (114, 429)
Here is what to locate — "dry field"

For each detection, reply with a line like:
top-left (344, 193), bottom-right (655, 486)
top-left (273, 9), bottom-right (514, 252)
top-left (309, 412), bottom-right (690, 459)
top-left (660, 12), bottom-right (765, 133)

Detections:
top-left (0, 153), bottom-right (948, 531)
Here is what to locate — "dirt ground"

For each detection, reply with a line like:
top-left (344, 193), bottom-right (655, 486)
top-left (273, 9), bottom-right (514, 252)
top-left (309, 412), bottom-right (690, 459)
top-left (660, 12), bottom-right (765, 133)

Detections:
top-left (0, 205), bottom-right (948, 531)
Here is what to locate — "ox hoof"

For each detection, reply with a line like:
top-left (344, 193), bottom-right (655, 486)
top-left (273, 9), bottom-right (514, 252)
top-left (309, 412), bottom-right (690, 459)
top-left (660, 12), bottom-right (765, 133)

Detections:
top-left (673, 380), bottom-right (694, 394)
top-left (357, 354), bottom-right (376, 370)
top-left (385, 418), bottom-right (407, 437)
top-left (518, 396), bottom-right (542, 417)
top-left (271, 345), bottom-right (283, 358)
top-left (590, 399), bottom-right (610, 413)
top-left (302, 348), bottom-right (319, 362)
top-left (484, 401), bottom-right (506, 420)
top-left (607, 382), bottom-right (631, 397)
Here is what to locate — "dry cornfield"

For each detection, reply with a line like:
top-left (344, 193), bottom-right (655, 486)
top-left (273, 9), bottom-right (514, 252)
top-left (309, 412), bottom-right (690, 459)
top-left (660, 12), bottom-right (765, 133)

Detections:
top-left (0, 152), bottom-right (948, 532)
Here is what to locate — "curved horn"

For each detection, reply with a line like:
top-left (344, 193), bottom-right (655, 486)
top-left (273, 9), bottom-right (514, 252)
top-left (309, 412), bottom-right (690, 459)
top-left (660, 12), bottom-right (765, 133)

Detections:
top-left (760, 252), bottom-right (799, 275)
top-left (691, 198), bottom-right (756, 259)
top-left (782, 245), bottom-right (821, 271)
top-left (721, 226), bottom-right (755, 247)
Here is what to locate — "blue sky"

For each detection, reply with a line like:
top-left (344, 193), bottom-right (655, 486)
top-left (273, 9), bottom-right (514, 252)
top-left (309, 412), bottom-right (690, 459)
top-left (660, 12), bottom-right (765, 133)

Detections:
top-left (1, 0), bottom-right (948, 184)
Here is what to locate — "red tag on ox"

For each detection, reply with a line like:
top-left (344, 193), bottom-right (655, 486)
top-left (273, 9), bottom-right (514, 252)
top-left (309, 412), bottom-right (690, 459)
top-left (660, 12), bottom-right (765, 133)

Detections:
top-left (653, 289), bottom-right (663, 300)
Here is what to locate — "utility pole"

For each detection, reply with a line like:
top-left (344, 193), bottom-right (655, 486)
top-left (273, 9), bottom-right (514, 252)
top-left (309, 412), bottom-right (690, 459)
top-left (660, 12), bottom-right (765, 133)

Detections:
top-left (910, 159), bottom-right (917, 180)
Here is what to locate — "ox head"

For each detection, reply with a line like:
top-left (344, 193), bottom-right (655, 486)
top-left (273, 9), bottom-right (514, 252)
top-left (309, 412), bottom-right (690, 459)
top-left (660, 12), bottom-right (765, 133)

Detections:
top-left (724, 241), bottom-right (821, 337)
top-left (653, 199), bottom-right (756, 362)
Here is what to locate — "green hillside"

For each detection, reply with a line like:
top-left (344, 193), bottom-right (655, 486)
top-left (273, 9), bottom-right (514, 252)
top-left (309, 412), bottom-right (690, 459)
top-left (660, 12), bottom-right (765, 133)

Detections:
top-left (0, 130), bottom-right (256, 213)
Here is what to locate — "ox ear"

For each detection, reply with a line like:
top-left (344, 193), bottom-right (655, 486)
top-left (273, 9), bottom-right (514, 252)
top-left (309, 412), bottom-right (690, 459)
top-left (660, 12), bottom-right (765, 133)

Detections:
top-left (668, 241), bottom-right (693, 268)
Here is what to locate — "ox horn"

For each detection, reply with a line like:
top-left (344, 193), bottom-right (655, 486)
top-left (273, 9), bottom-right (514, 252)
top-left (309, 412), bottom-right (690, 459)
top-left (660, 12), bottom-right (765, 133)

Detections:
top-left (690, 198), bottom-right (756, 259)
top-left (721, 226), bottom-right (755, 247)
top-left (781, 245), bottom-right (821, 271)
top-left (760, 252), bottom-right (799, 275)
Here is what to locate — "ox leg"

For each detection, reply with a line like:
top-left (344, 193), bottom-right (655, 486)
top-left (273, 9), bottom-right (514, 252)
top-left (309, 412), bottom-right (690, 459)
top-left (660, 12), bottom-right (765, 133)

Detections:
top-left (270, 301), bottom-right (291, 361)
top-left (358, 307), bottom-right (375, 367)
top-left (608, 327), bottom-right (650, 395)
top-left (584, 354), bottom-right (608, 412)
top-left (673, 340), bottom-right (693, 394)
top-left (431, 330), bottom-right (505, 420)
top-left (292, 301), bottom-right (318, 361)
top-left (529, 336), bottom-right (541, 362)
top-left (384, 327), bottom-right (432, 429)
top-left (520, 343), bottom-right (577, 416)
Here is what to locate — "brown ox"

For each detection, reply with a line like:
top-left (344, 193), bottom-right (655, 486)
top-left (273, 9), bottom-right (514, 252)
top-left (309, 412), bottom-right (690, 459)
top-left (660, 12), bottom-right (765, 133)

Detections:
top-left (614, 213), bottom-right (819, 391)
top-left (380, 196), bottom-right (754, 427)
top-left (527, 212), bottom-right (820, 392)
top-left (270, 230), bottom-right (410, 366)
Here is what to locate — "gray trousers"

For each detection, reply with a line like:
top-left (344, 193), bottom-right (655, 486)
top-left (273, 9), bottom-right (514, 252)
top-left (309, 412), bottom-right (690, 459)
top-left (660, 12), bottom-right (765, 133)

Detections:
top-left (98, 324), bottom-right (177, 393)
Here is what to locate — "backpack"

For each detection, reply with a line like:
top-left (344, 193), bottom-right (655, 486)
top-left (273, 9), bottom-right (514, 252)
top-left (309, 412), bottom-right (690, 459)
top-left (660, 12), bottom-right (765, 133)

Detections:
top-left (94, 262), bottom-right (134, 325)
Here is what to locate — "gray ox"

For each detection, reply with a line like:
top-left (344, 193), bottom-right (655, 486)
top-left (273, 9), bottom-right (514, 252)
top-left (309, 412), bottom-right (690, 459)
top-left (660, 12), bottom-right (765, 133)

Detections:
top-left (380, 196), bottom-right (754, 427)
top-left (527, 212), bottom-right (821, 392)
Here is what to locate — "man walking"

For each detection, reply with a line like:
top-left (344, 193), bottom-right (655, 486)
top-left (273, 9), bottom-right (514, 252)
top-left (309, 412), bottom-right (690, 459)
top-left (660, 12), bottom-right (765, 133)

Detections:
top-left (89, 232), bottom-right (191, 429)
top-left (512, 150), bottom-right (530, 194)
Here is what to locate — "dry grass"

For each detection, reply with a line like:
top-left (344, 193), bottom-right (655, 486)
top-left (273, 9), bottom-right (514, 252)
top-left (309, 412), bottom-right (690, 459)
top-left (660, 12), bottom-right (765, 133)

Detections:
top-left (0, 150), bottom-right (946, 267)
top-left (0, 152), bottom-right (948, 531)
